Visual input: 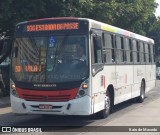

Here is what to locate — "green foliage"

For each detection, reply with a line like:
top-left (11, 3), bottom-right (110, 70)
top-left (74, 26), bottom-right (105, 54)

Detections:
top-left (0, 0), bottom-right (160, 95)
top-left (1, 0), bottom-right (160, 80)
top-left (0, 0), bottom-right (158, 38)
top-left (147, 18), bottom-right (160, 56)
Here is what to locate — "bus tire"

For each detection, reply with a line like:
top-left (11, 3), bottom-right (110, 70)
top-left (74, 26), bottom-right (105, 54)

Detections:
top-left (136, 81), bottom-right (145, 103)
top-left (97, 91), bottom-right (111, 119)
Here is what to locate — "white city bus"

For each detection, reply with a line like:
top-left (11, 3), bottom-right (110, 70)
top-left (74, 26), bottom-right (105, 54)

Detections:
top-left (10, 17), bottom-right (156, 118)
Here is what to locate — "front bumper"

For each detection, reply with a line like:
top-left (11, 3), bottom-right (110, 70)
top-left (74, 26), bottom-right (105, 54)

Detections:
top-left (11, 94), bottom-right (92, 116)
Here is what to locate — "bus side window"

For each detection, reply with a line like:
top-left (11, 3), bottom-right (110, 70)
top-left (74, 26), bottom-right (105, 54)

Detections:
top-left (121, 37), bottom-right (125, 62)
top-left (102, 33), bottom-right (106, 63)
top-left (153, 45), bottom-right (155, 63)
top-left (136, 41), bottom-right (140, 63)
top-left (124, 38), bottom-right (130, 63)
top-left (139, 42), bottom-right (144, 64)
top-left (144, 43), bottom-right (149, 64)
top-left (115, 36), bottom-right (124, 63)
top-left (92, 35), bottom-right (102, 63)
top-left (111, 35), bottom-right (115, 63)
top-left (132, 40), bottom-right (137, 64)
top-left (148, 44), bottom-right (152, 63)
top-left (103, 33), bottom-right (112, 64)
top-left (143, 43), bottom-right (146, 63)
top-left (150, 44), bottom-right (154, 63)
top-left (129, 39), bottom-right (133, 62)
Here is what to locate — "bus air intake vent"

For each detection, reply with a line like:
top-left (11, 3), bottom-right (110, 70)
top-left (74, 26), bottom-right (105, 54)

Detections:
top-left (22, 94), bottom-right (71, 102)
top-left (16, 87), bottom-right (79, 102)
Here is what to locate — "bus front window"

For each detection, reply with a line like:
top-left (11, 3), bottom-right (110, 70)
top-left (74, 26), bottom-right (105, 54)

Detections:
top-left (11, 35), bottom-right (89, 83)
top-left (46, 35), bottom-right (88, 82)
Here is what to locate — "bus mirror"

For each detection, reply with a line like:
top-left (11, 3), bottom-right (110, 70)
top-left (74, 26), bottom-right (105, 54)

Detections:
top-left (3, 38), bottom-right (12, 55)
top-left (0, 39), bottom-right (4, 56)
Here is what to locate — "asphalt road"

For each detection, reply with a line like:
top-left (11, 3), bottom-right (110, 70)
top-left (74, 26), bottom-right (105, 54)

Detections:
top-left (0, 81), bottom-right (160, 134)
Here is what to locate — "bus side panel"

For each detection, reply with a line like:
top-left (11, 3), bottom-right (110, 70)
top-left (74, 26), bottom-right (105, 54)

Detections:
top-left (91, 65), bottom-right (116, 113)
top-left (132, 65), bottom-right (145, 98)
top-left (145, 64), bottom-right (156, 93)
top-left (114, 65), bottom-right (133, 104)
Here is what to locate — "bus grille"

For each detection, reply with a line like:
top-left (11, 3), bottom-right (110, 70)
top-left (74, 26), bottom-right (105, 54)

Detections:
top-left (22, 94), bottom-right (71, 102)
top-left (16, 87), bottom-right (79, 102)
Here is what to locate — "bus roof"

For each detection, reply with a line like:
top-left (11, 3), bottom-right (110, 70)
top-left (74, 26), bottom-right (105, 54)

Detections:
top-left (78, 18), bottom-right (154, 44)
top-left (17, 17), bottom-right (154, 44)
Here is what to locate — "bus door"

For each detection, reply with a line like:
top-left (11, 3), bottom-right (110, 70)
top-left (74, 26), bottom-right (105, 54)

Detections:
top-left (90, 31), bottom-right (106, 113)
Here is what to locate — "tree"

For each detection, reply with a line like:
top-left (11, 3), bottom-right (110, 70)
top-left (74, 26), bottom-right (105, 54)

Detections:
top-left (0, 0), bottom-right (158, 36)
top-left (0, 0), bottom-right (158, 56)
top-left (148, 18), bottom-right (160, 56)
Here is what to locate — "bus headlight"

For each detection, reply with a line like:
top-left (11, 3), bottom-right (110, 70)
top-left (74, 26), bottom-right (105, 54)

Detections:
top-left (11, 84), bottom-right (16, 89)
top-left (76, 79), bottom-right (89, 98)
top-left (82, 84), bottom-right (88, 89)
top-left (10, 80), bottom-right (19, 97)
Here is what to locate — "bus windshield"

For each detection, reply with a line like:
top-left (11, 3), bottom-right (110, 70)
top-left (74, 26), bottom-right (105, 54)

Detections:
top-left (11, 35), bottom-right (89, 83)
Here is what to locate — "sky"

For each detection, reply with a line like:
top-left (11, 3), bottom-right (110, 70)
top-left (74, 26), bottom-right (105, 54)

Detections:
top-left (155, 0), bottom-right (160, 17)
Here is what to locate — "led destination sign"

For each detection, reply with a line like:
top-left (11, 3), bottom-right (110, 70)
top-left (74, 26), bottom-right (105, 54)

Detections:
top-left (26, 22), bottom-right (79, 32)
top-left (15, 65), bottom-right (41, 72)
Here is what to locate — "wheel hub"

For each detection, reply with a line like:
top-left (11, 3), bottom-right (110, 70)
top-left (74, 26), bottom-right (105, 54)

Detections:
top-left (105, 96), bottom-right (110, 113)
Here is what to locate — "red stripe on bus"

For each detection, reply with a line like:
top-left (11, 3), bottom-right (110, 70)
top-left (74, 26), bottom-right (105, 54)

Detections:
top-left (16, 87), bottom-right (79, 102)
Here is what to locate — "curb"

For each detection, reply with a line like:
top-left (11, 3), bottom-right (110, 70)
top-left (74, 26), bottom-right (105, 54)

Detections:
top-left (0, 96), bottom-right (10, 108)
top-left (0, 103), bottom-right (11, 108)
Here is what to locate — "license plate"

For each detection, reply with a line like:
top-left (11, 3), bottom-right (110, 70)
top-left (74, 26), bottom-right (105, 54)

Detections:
top-left (39, 104), bottom-right (52, 109)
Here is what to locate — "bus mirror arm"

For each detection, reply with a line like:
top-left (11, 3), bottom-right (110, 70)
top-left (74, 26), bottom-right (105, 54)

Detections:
top-left (90, 30), bottom-right (97, 37)
top-left (0, 37), bottom-right (12, 64)
top-left (3, 37), bottom-right (12, 54)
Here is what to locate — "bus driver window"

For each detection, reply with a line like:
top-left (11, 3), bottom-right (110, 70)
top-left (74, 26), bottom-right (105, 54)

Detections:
top-left (92, 35), bottom-right (102, 64)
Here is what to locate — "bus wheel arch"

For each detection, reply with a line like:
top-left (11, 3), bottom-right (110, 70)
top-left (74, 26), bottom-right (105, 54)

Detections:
top-left (142, 78), bottom-right (146, 90)
top-left (136, 79), bottom-right (145, 103)
top-left (97, 84), bottom-right (114, 119)
top-left (107, 85), bottom-right (114, 113)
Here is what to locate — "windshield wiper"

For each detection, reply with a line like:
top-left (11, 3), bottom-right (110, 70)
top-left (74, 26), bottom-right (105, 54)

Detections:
top-left (53, 33), bottom-right (70, 69)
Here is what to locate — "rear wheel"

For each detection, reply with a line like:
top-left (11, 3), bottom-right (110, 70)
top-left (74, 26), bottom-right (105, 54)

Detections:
top-left (135, 81), bottom-right (145, 103)
top-left (97, 91), bottom-right (111, 119)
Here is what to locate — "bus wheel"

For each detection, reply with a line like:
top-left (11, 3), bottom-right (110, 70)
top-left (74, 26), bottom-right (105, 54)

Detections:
top-left (98, 91), bottom-right (111, 119)
top-left (136, 81), bottom-right (145, 103)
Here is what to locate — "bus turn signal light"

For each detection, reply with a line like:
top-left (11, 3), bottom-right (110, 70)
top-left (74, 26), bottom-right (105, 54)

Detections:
top-left (82, 84), bottom-right (88, 89)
